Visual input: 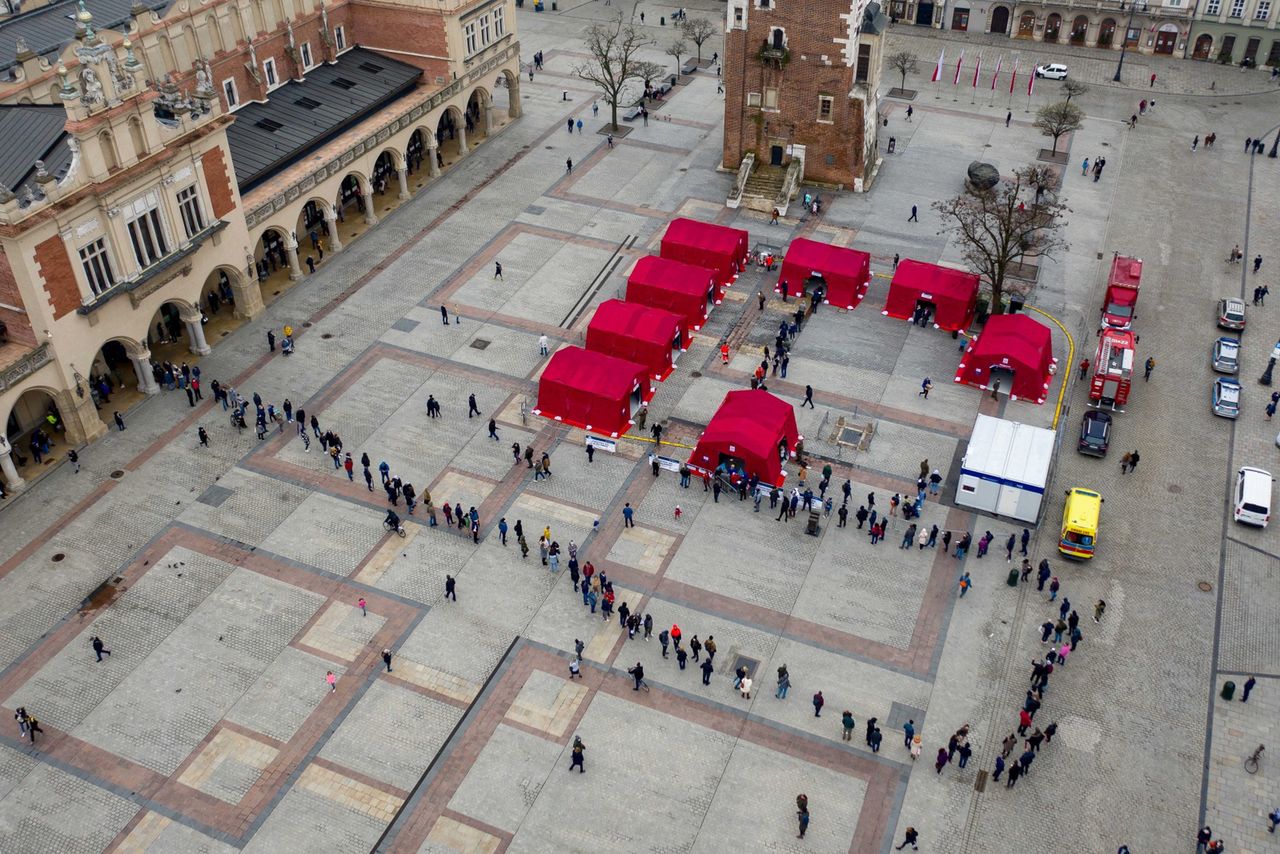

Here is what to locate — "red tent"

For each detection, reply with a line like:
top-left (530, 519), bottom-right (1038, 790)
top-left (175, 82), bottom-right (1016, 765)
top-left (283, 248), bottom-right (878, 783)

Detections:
top-left (660, 217), bottom-right (749, 295)
top-left (776, 238), bottom-right (872, 310)
top-left (687, 389), bottom-right (801, 487)
top-left (626, 255), bottom-right (716, 331)
top-left (882, 260), bottom-right (980, 331)
top-left (953, 313), bottom-right (1057, 404)
top-left (534, 346), bottom-right (652, 437)
top-left (586, 299), bottom-right (684, 381)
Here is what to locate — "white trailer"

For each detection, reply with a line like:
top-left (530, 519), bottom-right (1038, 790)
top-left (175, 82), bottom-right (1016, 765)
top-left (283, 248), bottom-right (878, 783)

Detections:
top-left (956, 414), bottom-right (1056, 523)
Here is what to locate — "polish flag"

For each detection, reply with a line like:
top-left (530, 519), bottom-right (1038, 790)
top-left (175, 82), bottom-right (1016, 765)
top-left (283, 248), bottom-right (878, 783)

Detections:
top-left (991, 56), bottom-right (1003, 90)
top-left (952, 50), bottom-right (965, 86)
top-left (931, 49), bottom-right (945, 83)
top-left (1028, 63), bottom-right (1035, 97)
top-left (1008, 58), bottom-right (1019, 94)
top-left (972, 53), bottom-right (982, 88)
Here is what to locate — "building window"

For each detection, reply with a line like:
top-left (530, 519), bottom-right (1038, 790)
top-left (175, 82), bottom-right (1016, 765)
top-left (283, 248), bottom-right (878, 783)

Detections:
top-left (1230, 0), bottom-right (1245, 15)
top-left (263, 57), bottom-right (278, 87)
top-left (856, 43), bottom-right (871, 82)
top-left (481, 14), bottom-right (492, 46)
top-left (78, 237), bottom-right (116, 296)
top-left (734, 6), bottom-right (744, 26)
top-left (817, 95), bottom-right (834, 122)
top-left (1206, 0), bottom-right (1221, 12)
top-left (222, 78), bottom-right (238, 109)
top-left (123, 191), bottom-right (169, 270)
top-left (1256, 0), bottom-right (1270, 18)
top-left (763, 87), bottom-right (778, 109)
top-left (747, 91), bottom-right (761, 106)
top-left (176, 185), bottom-right (205, 239)
top-left (300, 42), bottom-right (313, 68)
top-left (493, 6), bottom-right (505, 36)
top-left (334, 26), bottom-right (346, 51)
top-left (465, 20), bottom-right (478, 54)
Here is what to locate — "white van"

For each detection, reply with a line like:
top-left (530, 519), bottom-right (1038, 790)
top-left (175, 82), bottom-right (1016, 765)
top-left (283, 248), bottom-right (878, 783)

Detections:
top-left (1234, 466), bottom-right (1274, 527)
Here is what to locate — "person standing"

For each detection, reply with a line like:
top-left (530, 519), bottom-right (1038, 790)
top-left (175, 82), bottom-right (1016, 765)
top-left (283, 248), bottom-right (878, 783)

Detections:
top-left (622, 503), bottom-right (635, 527)
top-left (197, 426), bottom-right (209, 448)
top-left (113, 411), bottom-right (126, 431)
top-left (440, 304), bottom-right (450, 325)
top-left (445, 574), bottom-right (457, 601)
top-left (796, 798), bottom-right (810, 839)
top-left (570, 736), bottom-right (586, 772)
top-left (776, 666), bottom-right (791, 699)
top-left (326, 670), bottom-right (337, 693)
top-left (992, 754), bottom-right (1005, 782)
top-left (382, 648), bottom-right (393, 672)
top-left (935, 747), bottom-right (949, 774)
top-left (903, 719), bottom-right (915, 748)
top-left (1242, 675), bottom-right (1257, 702)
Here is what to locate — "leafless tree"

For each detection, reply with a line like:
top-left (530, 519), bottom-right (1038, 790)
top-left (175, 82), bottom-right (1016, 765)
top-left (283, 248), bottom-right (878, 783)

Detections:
top-left (680, 17), bottom-right (717, 63)
top-left (932, 164), bottom-right (1070, 312)
top-left (667, 38), bottom-right (688, 79)
top-left (1061, 79), bottom-right (1089, 103)
top-left (573, 15), bottom-right (656, 131)
top-left (632, 60), bottom-right (665, 92)
top-left (1033, 101), bottom-right (1084, 155)
top-left (887, 51), bottom-right (918, 92)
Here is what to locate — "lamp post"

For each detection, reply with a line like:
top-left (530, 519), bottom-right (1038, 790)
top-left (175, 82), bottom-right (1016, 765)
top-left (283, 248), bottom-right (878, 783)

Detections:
top-left (1269, 126), bottom-right (1280, 158)
top-left (1261, 341), bottom-right (1280, 386)
top-left (1113, 2), bottom-right (1138, 82)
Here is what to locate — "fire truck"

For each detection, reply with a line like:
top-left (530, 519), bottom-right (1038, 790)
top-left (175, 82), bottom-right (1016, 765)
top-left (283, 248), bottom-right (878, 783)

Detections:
top-left (1090, 328), bottom-right (1136, 409)
top-left (1100, 255), bottom-right (1142, 331)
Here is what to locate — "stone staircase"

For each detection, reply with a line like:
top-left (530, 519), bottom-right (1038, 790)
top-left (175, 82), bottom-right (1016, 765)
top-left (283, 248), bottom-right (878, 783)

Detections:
top-left (740, 164), bottom-right (787, 213)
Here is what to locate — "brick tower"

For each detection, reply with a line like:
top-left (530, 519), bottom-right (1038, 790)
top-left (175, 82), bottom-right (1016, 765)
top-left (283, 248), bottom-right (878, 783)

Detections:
top-left (722, 0), bottom-right (885, 192)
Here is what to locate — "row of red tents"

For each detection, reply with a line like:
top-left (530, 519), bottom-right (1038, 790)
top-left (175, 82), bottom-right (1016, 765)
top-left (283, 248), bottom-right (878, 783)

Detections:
top-left (534, 218), bottom-right (749, 437)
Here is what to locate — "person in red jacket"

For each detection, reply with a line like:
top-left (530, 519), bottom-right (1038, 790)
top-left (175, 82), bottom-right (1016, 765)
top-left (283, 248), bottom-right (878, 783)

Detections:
top-left (671, 624), bottom-right (682, 649)
top-left (1018, 708), bottom-right (1032, 735)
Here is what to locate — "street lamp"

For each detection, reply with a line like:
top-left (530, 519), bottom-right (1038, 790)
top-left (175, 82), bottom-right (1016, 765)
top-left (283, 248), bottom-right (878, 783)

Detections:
top-left (1113, 2), bottom-right (1138, 82)
top-left (1260, 340), bottom-right (1280, 385)
top-left (1269, 126), bottom-right (1280, 158)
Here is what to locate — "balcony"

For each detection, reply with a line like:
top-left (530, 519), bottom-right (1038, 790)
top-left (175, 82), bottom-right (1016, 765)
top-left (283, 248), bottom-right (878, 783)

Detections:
top-left (758, 40), bottom-right (790, 68)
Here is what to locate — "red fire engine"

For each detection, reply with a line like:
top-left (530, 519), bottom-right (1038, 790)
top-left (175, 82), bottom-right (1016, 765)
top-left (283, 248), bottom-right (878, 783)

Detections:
top-left (1090, 328), bottom-right (1136, 409)
top-left (1101, 255), bottom-right (1142, 331)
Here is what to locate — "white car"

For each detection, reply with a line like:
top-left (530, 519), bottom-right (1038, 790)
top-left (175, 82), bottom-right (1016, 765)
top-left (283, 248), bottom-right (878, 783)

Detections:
top-left (1035, 64), bottom-right (1069, 80)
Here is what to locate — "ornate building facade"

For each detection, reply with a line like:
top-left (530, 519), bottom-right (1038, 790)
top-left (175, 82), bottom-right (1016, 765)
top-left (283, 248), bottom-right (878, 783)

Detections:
top-left (0, 0), bottom-right (519, 493)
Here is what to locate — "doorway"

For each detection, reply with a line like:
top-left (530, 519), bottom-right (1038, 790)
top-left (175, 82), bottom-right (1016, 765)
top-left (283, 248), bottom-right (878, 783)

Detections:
top-left (916, 1), bottom-right (933, 25)
top-left (1221, 34), bottom-right (1237, 60)
top-left (1193, 33), bottom-right (1213, 59)
top-left (770, 145), bottom-right (784, 166)
top-left (1154, 26), bottom-right (1178, 54)
top-left (1245, 36), bottom-right (1261, 65)
top-left (951, 7), bottom-right (969, 30)
top-left (989, 5), bottom-right (1010, 34)
top-left (988, 366), bottom-right (1015, 395)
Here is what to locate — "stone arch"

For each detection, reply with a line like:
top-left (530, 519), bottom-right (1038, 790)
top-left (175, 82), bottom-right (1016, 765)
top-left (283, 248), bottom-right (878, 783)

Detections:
top-left (98, 129), bottom-right (119, 172)
top-left (406, 127), bottom-right (432, 176)
top-left (335, 169), bottom-right (373, 224)
top-left (157, 33), bottom-right (179, 75)
top-left (436, 105), bottom-right (467, 167)
top-left (89, 334), bottom-right (151, 401)
top-left (200, 264), bottom-right (244, 317)
top-left (1017, 11), bottom-right (1035, 37)
top-left (254, 224), bottom-right (293, 280)
top-left (466, 85), bottom-right (492, 139)
top-left (1070, 14), bottom-right (1089, 44)
top-left (4, 385), bottom-right (64, 443)
top-left (3, 385), bottom-right (70, 479)
top-left (146, 297), bottom-right (208, 359)
top-left (1099, 17), bottom-right (1117, 47)
top-left (206, 14), bottom-right (225, 54)
top-left (1192, 31), bottom-right (1213, 59)
top-left (1044, 12), bottom-right (1062, 41)
top-left (989, 4), bottom-right (1010, 34)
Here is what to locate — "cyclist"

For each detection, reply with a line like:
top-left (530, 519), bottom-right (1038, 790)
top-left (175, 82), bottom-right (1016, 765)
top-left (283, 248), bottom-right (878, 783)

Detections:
top-left (384, 509), bottom-right (402, 532)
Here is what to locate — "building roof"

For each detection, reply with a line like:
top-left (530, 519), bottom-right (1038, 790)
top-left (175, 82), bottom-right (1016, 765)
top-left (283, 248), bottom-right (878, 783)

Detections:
top-left (225, 47), bottom-right (422, 193)
top-left (0, 0), bottom-right (172, 74)
top-left (0, 104), bottom-right (73, 191)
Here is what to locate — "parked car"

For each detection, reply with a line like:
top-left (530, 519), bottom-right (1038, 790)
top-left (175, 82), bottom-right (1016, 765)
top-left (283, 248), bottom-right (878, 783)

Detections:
top-left (1233, 466), bottom-right (1273, 526)
top-left (1212, 378), bottom-right (1241, 419)
top-left (1217, 297), bottom-right (1247, 330)
top-left (1077, 410), bottom-right (1112, 456)
top-left (1035, 63), bottom-right (1069, 80)
top-left (1212, 336), bottom-right (1241, 374)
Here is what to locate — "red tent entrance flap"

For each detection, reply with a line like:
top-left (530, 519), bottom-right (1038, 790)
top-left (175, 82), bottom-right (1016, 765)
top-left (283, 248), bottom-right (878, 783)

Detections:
top-left (687, 389), bottom-right (801, 488)
top-left (660, 217), bottom-right (750, 292)
top-left (953, 313), bottom-right (1057, 404)
top-left (882, 259), bottom-right (980, 331)
top-left (586, 299), bottom-right (685, 381)
top-left (626, 255), bottom-right (717, 331)
top-left (534, 346), bottom-right (652, 437)
top-left (776, 238), bottom-right (872, 310)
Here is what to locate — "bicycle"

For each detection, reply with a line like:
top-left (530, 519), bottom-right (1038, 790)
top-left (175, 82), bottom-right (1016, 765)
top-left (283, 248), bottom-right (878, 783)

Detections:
top-left (383, 518), bottom-right (406, 538)
top-left (1245, 743), bottom-right (1265, 774)
top-left (229, 409), bottom-right (246, 433)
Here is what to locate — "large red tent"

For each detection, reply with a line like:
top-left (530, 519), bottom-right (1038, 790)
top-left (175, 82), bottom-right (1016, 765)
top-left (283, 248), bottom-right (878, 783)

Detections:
top-left (534, 347), bottom-right (652, 437)
top-left (586, 299), bottom-right (684, 381)
top-left (776, 238), bottom-right (872, 310)
top-left (687, 389), bottom-right (801, 487)
top-left (626, 255), bottom-right (716, 331)
top-left (953, 313), bottom-right (1057, 404)
top-left (660, 217), bottom-right (749, 295)
top-left (882, 260), bottom-right (980, 331)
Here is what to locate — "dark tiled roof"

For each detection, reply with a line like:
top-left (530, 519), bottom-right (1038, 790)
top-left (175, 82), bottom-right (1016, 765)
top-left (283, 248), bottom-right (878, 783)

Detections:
top-left (0, 103), bottom-right (73, 190)
top-left (0, 0), bottom-right (172, 74)
top-left (225, 47), bottom-right (422, 193)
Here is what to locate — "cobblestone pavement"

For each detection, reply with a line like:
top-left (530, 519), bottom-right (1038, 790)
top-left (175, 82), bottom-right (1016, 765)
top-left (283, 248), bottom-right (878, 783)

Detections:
top-left (0, 2), bottom-right (1278, 852)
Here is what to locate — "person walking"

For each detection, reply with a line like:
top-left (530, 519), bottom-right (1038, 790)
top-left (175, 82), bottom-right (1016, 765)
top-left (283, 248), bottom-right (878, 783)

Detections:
top-left (91, 635), bottom-right (112, 661)
top-left (812, 690), bottom-right (824, 717)
top-left (776, 666), bottom-right (791, 699)
top-left (908, 205), bottom-right (918, 222)
top-left (569, 736), bottom-right (586, 772)
top-left (896, 828), bottom-right (920, 850)
top-left (114, 411), bottom-right (126, 431)
top-left (803, 385), bottom-right (815, 408)
top-left (700, 656), bottom-right (714, 684)
top-left (903, 719), bottom-right (915, 748)
top-left (935, 747), bottom-right (949, 774)
top-left (197, 426), bottom-right (209, 448)
top-left (382, 648), bottom-right (393, 672)
top-left (444, 574), bottom-right (457, 601)
top-left (1144, 356), bottom-right (1155, 381)
top-left (796, 801), bottom-right (810, 839)
top-left (494, 261), bottom-right (503, 280)
top-left (1242, 675), bottom-right (1257, 702)
top-left (468, 394), bottom-right (481, 418)
top-left (326, 670), bottom-right (337, 693)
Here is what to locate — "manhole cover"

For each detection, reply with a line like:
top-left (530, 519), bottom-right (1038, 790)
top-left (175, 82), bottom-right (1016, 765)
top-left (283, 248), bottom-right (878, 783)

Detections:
top-left (679, 167), bottom-right (688, 172)
top-left (544, 145), bottom-right (554, 150)
top-left (1168, 484), bottom-right (1183, 494)
top-left (1198, 581), bottom-right (1214, 592)
top-left (321, 333), bottom-right (334, 339)
top-left (51, 553), bottom-right (65, 562)
top-left (691, 370), bottom-right (702, 378)
top-left (470, 339), bottom-right (491, 350)
top-left (110, 470), bottom-right (124, 479)
top-left (303, 321), bottom-right (313, 327)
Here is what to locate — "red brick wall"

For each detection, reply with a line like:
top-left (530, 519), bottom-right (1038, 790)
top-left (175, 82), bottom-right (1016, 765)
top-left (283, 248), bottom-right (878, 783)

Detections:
top-left (202, 146), bottom-right (236, 219)
top-left (33, 236), bottom-right (80, 321)
top-left (348, 3), bottom-right (450, 79)
top-left (206, 10), bottom-right (354, 109)
top-left (723, 7), bottom-right (867, 186)
top-left (0, 248), bottom-right (36, 347)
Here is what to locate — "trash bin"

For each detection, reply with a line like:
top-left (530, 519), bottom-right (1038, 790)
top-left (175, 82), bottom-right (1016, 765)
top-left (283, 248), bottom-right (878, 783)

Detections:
top-left (805, 510), bottom-right (821, 536)
top-left (1006, 568), bottom-right (1019, 587)
top-left (1221, 681), bottom-right (1236, 701)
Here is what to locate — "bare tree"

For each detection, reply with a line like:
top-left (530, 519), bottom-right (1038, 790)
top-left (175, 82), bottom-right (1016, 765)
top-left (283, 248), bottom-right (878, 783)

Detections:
top-left (887, 51), bottom-right (918, 92)
top-left (667, 38), bottom-right (688, 79)
top-left (1033, 101), bottom-right (1084, 155)
top-left (680, 17), bottom-right (717, 64)
top-left (1061, 79), bottom-right (1089, 103)
top-left (932, 164), bottom-right (1070, 313)
top-left (573, 15), bottom-right (656, 131)
top-left (633, 60), bottom-right (665, 92)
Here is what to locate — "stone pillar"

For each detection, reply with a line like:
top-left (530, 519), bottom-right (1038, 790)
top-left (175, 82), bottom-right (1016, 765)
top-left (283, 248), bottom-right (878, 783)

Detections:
top-left (284, 234), bottom-right (303, 281)
top-left (182, 313), bottom-right (211, 356)
top-left (231, 262), bottom-right (265, 320)
top-left (362, 184), bottom-right (379, 226)
top-left (59, 389), bottom-right (107, 445)
top-left (130, 347), bottom-right (161, 393)
top-left (397, 166), bottom-right (410, 200)
top-left (325, 209), bottom-right (344, 252)
top-left (457, 124), bottom-right (469, 155)
top-left (0, 438), bottom-right (25, 493)
top-left (428, 143), bottom-right (441, 177)
top-left (507, 74), bottom-right (522, 118)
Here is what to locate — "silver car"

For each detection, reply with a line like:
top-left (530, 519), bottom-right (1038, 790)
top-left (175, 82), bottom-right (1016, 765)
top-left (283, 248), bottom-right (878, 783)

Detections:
top-left (1218, 297), bottom-right (1247, 330)
top-left (1213, 378), bottom-right (1241, 419)
top-left (1212, 336), bottom-right (1240, 374)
